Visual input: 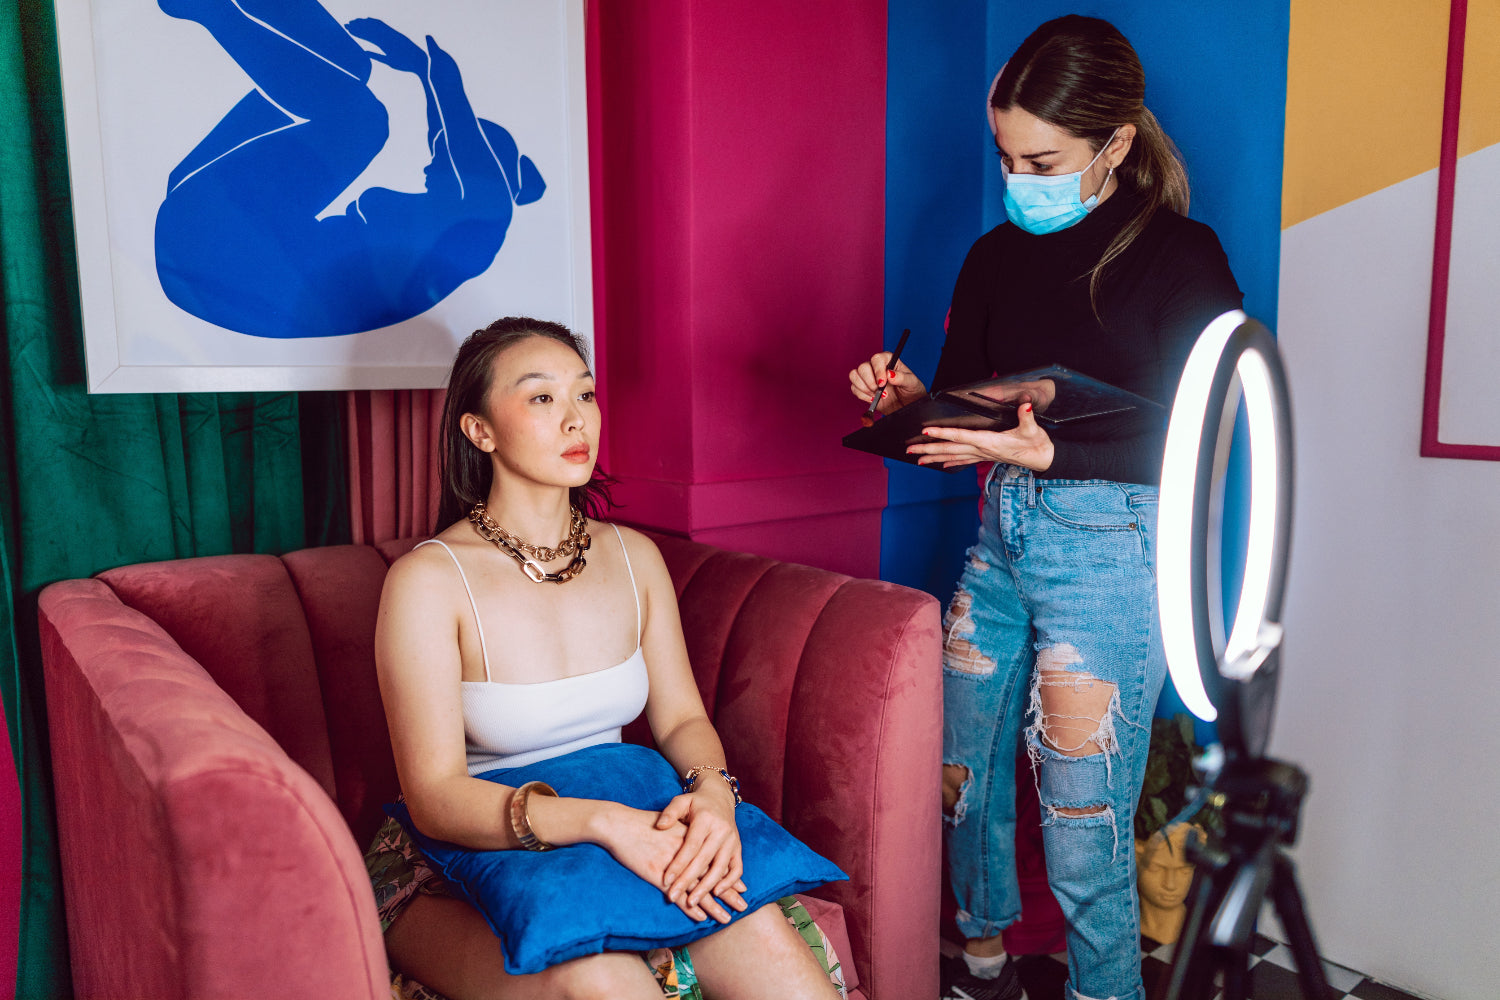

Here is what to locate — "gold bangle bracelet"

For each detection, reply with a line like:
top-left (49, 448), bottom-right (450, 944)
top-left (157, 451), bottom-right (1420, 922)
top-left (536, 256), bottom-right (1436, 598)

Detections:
top-left (509, 780), bottom-right (558, 851)
top-left (681, 764), bottom-right (742, 805)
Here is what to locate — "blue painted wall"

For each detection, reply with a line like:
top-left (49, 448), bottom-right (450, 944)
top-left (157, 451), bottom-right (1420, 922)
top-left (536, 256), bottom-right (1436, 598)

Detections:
top-left (882, 1), bottom-right (1291, 718)
top-left (880, 1), bottom-right (992, 600)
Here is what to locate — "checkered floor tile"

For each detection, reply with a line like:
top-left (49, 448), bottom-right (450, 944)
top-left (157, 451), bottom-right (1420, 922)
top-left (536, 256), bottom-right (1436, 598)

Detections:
top-left (941, 935), bottom-right (1433, 1000)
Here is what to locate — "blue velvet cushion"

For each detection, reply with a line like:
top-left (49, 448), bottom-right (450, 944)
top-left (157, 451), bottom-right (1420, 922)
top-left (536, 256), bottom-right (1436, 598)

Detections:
top-left (386, 742), bottom-right (847, 975)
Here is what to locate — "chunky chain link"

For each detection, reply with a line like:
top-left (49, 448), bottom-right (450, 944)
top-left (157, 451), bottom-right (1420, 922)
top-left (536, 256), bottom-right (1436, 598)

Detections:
top-left (469, 502), bottom-right (591, 584)
top-left (469, 502), bottom-right (588, 561)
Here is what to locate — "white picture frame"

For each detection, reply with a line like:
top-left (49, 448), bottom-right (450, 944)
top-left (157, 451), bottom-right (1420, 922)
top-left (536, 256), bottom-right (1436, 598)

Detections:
top-left (55, 0), bottom-right (592, 393)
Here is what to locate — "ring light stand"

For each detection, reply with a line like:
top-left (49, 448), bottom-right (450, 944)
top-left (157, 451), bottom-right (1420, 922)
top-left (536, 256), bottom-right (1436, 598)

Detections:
top-left (1154, 312), bottom-right (1331, 1000)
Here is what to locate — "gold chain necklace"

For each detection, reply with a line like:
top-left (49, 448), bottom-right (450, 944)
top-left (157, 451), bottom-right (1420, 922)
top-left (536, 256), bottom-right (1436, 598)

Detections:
top-left (469, 502), bottom-right (590, 584)
top-left (470, 502), bottom-right (587, 560)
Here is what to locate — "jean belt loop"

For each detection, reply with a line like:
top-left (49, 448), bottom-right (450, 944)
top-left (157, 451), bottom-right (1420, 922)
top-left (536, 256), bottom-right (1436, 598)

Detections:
top-left (983, 463), bottom-right (1002, 498)
top-left (1025, 468), bottom-right (1038, 508)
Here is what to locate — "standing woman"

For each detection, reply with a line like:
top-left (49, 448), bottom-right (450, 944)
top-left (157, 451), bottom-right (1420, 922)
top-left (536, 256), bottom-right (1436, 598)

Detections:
top-left (849, 16), bottom-right (1241, 1000)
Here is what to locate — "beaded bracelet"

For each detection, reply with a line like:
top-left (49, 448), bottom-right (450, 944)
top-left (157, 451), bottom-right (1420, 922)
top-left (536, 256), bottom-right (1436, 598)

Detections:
top-left (509, 780), bottom-right (559, 851)
top-left (681, 764), bottom-right (742, 805)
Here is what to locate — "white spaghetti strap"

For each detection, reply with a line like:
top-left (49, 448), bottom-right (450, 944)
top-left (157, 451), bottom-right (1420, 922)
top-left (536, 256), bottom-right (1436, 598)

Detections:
top-left (415, 539), bottom-right (492, 682)
top-left (610, 524), bottom-right (642, 644)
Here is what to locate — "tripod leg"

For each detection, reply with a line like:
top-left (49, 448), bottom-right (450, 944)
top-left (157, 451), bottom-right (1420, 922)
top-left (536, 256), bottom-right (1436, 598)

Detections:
top-left (1223, 946), bottom-right (1251, 1000)
top-left (1162, 869), bottom-right (1224, 1000)
top-left (1270, 852), bottom-right (1334, 1000)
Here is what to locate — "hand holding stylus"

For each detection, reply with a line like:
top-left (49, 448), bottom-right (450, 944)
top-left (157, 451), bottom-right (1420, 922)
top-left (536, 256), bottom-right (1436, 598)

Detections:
top-left (849, 330), bottom-right (925, 425)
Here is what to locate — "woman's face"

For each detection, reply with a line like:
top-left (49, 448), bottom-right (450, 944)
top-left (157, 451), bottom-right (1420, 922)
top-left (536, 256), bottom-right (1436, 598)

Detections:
top-left (990, 105), bottom-right (1126, 196)
top-left (465, 335), bottom-right (600, 489)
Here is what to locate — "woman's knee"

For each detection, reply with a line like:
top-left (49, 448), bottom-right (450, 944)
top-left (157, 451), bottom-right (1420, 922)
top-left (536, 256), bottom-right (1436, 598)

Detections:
top-left (1030, 644), bottom-right (1122, 756)
top-left (548, 951), bottom-right (658, 1000)
top-left (697, 901), bottom-right (791, 955)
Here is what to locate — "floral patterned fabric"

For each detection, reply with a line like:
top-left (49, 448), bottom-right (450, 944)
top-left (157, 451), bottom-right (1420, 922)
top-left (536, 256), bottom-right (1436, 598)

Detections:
top-left (366, 813), bottom-right (847, 999)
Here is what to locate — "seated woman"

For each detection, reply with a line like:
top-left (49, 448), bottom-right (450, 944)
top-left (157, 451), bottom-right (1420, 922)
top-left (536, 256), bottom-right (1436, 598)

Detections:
top-left (365, 317), bottom-right (845, 1000)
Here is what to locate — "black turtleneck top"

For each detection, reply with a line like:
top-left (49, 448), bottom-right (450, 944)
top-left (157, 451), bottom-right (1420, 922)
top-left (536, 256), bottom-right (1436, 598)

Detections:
top-left (932, 187), bottom-right (1243, 485)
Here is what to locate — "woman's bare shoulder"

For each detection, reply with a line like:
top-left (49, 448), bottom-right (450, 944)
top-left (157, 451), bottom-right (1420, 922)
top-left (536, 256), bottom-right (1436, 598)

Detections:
top-left (597, 521), bottom-right (670, 572)
top-left (383, 526), bottom-right (481, 594)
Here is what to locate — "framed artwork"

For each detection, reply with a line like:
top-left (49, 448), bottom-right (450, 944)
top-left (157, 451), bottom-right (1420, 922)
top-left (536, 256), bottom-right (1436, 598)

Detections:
top-left (55, 0), bottom-right (592, 393)
top-left (1422, 0), bottom-right (1499, 459)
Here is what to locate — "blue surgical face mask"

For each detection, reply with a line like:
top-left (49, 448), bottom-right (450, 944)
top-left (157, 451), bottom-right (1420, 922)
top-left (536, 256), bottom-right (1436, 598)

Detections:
top-left (1001, 129), bottom-right (1119, 235)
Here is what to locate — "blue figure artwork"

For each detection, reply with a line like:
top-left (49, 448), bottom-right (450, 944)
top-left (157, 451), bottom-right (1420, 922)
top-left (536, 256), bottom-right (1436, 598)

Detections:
top-left (154, 0), bottom-right (545, 339)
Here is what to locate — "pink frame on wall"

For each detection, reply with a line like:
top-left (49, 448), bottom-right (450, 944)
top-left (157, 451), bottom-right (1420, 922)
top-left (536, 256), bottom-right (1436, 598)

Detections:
top-left (1421, 0), bottom-right (1500, 460)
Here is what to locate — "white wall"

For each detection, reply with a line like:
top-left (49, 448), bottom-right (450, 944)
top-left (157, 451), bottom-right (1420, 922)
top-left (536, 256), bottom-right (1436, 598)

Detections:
top-left (1274, 166), bottom-right (1500, 1000)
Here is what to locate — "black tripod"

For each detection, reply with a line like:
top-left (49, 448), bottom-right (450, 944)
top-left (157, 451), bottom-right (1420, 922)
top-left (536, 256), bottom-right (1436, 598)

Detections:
top-left (1158, 756), bottom-right (1332, 1000)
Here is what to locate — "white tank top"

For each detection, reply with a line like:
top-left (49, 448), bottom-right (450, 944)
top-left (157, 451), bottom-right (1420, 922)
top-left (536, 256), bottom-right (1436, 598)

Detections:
top-left (416, 524), bottom-right (650, 775)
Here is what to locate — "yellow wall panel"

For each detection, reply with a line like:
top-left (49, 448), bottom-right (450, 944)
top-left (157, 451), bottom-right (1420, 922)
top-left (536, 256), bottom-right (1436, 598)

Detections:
top-left (1282, 0), bottom-right (1449, 228)
top-left (1458, 1), bottom-right (1500, 155)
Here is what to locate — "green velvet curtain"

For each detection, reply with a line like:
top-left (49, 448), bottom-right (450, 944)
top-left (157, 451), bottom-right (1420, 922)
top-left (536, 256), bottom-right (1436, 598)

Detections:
top-left (0, 2), bottom-right (350, 995)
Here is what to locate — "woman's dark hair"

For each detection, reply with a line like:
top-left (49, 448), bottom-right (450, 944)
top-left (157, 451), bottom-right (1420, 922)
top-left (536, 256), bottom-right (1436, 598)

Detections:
top-left (991, 15), bottom-right (1189, 306)
top-left (435, 316), bottom-right (615, 532)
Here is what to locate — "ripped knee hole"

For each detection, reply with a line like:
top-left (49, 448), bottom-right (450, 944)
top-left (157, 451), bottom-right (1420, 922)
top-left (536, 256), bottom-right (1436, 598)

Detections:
top-left (943, 589), bottom-right (996, 676)
top-left (1035, 667), bottom-right (1118, 757)
top-left (942, 764), bottom-right (970, 816)
top-left (1050, 804), bottom-right (1109, 818)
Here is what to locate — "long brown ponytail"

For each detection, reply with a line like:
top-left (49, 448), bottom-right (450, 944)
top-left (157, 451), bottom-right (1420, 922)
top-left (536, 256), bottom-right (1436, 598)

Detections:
top-left (991, 15), bottom-right (1189, 309)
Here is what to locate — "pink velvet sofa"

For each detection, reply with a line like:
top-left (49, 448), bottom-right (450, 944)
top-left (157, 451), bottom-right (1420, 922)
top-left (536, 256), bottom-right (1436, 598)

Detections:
top-left (38, 532), bottom-right (942, 999)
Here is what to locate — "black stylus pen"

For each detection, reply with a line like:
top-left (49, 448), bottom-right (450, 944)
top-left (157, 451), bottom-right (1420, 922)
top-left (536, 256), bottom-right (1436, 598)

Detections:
top-left (864, 327), bottom-right (912, 420)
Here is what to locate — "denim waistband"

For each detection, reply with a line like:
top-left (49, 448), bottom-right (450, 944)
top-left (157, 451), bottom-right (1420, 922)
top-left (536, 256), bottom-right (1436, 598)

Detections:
top-left (985, 463), bottom-right (1042, 494)
top-left (984, 464), bottom-right (1159, 496)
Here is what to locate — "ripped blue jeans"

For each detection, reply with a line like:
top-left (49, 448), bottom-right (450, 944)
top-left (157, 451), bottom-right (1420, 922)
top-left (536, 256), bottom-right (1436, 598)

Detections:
top-left (943, 465), bottom-right (1165, 1000)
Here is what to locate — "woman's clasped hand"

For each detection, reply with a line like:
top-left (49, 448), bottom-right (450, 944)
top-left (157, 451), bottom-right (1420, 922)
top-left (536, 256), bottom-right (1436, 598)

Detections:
top-left (579, 774), bottom-right (748, 924)
top-left (654, 779), bottom-right (748, 921)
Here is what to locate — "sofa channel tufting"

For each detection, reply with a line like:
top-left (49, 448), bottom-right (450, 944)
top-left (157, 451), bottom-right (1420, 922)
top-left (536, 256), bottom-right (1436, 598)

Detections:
top-left (38, 532), bottom-right (943, 999)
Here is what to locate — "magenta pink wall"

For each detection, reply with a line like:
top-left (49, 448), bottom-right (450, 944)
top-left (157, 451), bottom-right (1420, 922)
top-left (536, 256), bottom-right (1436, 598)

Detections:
top-left (589, 1), bottom-right (888, 578)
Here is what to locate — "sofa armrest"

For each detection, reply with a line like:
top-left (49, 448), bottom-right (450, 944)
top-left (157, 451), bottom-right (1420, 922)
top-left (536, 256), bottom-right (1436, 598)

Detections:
top-left (38, 580), bottom-right (389, 1000)
top-left (780, 578), bottom-right (943, 1000)
top-left (652, 537), bottom-right (943, 1000)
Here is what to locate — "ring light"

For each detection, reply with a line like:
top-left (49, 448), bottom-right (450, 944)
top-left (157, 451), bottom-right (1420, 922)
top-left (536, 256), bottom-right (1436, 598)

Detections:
top-left (1157, 312), bottom-right (1294, 759)
top-left (1155, 315), bottom-right (1329, 999)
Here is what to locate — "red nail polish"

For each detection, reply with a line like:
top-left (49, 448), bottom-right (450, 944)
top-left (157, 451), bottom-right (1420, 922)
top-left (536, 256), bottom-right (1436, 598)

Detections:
top-left (1023, 403), bottom-right (1033, 412)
